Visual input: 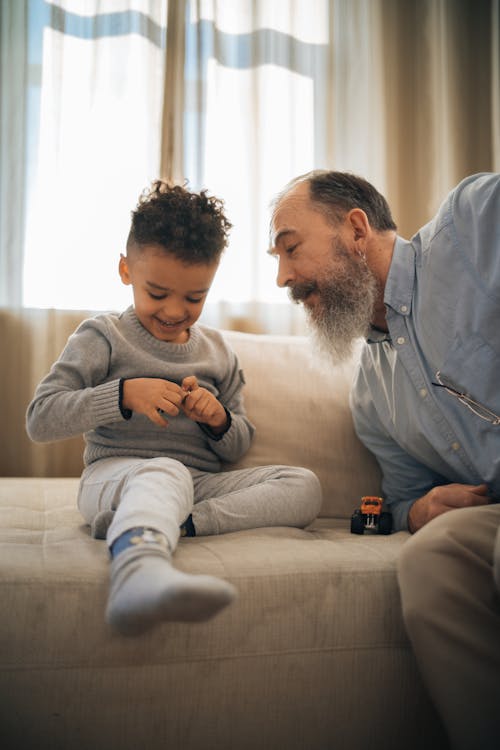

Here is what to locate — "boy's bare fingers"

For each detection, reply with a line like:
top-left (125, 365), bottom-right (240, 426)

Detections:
top-left (182, 375), bottom-right (199, 394)
top-left (162, 383), bottom-right (183, 405)
top-left (149, 409), bottom-right (168, 427)
top-left (159, 397), bottom-right (179, 416)
top-left (184, 389), bottom-right (203, 409)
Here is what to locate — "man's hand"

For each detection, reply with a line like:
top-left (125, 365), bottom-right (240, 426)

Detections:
top-left (122, 378), bottom-right (184, 427)
top-left (408, 482), bottom-right (490, 533)
top-left (181, 375), bottom-right (229, 433)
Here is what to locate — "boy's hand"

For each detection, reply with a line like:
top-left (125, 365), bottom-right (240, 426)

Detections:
top-left (181, 376), bottom-right (229, 433)
top-left (122, 378), bottom-right (184, 427)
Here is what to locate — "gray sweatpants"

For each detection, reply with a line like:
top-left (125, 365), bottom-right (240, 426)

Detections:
top-left (78, 456), bottom-right (322, 552)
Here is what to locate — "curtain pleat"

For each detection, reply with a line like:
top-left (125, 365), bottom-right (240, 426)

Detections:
top-left (0, 0), bottom-right (28, 307)
top-left (160, 0), bottom-right (186, 183)
top-left (0, 308), bottom-right (87, 477)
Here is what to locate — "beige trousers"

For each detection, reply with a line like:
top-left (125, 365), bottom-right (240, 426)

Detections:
top-left (398, 503), bottom-right (500, 750)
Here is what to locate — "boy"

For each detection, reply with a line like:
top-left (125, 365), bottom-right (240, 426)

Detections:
top-left (26, 181), bottom-right (322, 636)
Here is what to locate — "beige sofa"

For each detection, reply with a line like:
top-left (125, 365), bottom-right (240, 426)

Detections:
top-left (0, 309), bottom-right (448, 750)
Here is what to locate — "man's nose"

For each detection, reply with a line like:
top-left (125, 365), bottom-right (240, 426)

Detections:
top-left (276, 256), bottom-right (294, 288)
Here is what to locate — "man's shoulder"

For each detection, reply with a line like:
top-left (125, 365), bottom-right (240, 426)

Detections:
top-left (452, 172), bottom-right (499, 200)
top-left (450, 172), bottom-right (500, 228)
top-left (417, 173), bottom-right (499, 283)
top-left (436, 173), bottom-right (498, 232)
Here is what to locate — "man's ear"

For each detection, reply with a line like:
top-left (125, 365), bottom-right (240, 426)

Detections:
top-left (118, 253), bottom-right (132, 286)
top-left (346, 208), bottom-right (370, 242)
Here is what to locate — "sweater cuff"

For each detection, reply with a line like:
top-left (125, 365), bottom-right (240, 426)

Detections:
top-left (198, 407), bottom-right (232, 441)
top-left (119, 378), bottom-right (133, 420)
top-left (91, 379), bottom-right (127, 425)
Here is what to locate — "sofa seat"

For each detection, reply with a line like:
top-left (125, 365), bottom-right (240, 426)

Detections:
top-left (0, 477), bottom-right (446, 750)
top-left (0, 315), bottom-right (449, 749)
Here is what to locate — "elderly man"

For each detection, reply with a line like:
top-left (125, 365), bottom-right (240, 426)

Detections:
top-left (269, 170), bottom-right (500, 750)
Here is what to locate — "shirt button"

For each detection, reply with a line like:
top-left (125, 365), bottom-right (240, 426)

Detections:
top-left (420, 388), bottom-right (428, 398)
top-left (451, 441), bottom-right (460, 451)
top-left (397, 336), bottom-right (406, 345)
top-left (400, 305), bottom-right (408, 313)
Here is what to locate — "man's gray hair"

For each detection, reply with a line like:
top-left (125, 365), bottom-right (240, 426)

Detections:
top-left (271, 170), bottom-right (397, 232)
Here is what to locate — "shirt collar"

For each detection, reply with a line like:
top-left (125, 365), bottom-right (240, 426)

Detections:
top-left (366, 236), bottom-right (415, 345)
top-left (383, 236), bottom-right (415, 316)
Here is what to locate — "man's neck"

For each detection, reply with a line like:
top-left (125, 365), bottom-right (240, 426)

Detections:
top-left (368, 231), bottom-right (397, 332)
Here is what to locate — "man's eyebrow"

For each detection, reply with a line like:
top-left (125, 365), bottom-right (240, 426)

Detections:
top-left (146, 281), bottom-right (209, 294)
top-left (267, 228), bottom-right (297, 255)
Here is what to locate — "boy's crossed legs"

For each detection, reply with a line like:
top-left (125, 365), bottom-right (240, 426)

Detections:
top-left (189, 464), bottom-right (322, 535)
top-left (78, 456), bottom-right (321, 635)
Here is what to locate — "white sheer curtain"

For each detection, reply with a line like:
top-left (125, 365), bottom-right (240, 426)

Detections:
top-left (179, 0), bottom-right (500, 333)
top-left (183, 0), bottom-right (392, 333)
top-left (21, 0), bottom-right (168, 311)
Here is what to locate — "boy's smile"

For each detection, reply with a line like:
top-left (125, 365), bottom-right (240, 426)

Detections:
top-left (119, 245), bottom-right (219, 343)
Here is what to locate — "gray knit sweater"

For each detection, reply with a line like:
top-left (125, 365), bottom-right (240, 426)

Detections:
top-left (26, 307), bottom-right (255, 471)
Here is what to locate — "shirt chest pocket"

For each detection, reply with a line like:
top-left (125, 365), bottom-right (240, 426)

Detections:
top-left (436, 332), bottom-right (500, 421)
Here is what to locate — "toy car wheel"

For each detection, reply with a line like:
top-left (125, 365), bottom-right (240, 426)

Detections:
top-left (350, 510), bottom-right (365, 535)
top-left (378, 512), bottom-right (393, 535)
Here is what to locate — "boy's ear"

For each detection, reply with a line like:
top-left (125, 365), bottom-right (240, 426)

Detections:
top-left (118, 254), bottom-right (132, 286)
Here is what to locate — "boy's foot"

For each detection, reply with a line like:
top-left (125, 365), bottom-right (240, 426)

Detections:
top-left (106, 545), bottom-right (236, 636)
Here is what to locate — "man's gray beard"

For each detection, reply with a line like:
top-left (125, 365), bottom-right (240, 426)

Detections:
top-left (305, 258), bottom-right (378, 364)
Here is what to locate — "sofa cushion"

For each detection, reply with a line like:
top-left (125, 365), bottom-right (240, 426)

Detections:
top-left (1, 478), bottom-right (448, 750)
top-left (0, 476), bottom-right (407, 661)
top-left (223, 331), bottom-right (382, 518)
top-left (0, 477), bottom-right (406, 664)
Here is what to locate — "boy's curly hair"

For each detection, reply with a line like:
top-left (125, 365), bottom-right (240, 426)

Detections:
top-left (127, 181), bottom-right (232, 263)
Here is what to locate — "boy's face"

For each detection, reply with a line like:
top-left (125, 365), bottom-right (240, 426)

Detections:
top-left (119, 244), bottom-right (219, 343)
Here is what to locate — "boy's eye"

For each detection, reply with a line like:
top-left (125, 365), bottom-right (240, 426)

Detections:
top-left (285, 244), bottom-right (298, 255)
top-left (149, 292), bottom-right (166, 300)
top-left (187, 297), bottom-right (203, 304)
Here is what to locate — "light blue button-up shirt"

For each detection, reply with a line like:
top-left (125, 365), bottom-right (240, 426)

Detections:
top-left (350, 173), bottom-right (500, 531)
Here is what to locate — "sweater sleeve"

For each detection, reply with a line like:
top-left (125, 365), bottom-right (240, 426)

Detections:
top-left (26, 317), bottom-right (125, 443)
top-left (203, 340), bottom-right (255, 463)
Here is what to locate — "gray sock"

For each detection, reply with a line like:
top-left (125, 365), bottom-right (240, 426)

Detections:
top-left (106, 545), bottom-right (237, 636)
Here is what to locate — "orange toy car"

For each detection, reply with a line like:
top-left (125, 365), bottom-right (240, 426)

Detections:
top-left (350, 496), bottom-right (392, 535)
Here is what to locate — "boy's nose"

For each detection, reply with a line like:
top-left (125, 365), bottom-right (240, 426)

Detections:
top-left (161, 299), bottom-right (186, 321)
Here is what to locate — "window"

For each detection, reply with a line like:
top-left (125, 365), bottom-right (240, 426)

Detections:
top-left (18, 0), bottom-right (332, 328)
top-left (22, 0), bottom-right (168, 311)
top-left (4, 0), bottom-right (495, 327)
